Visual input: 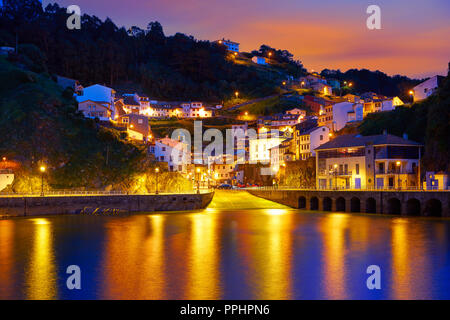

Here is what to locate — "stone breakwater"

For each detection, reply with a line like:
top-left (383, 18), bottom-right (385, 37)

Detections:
top-left (0, 193), bottom-right (214, 218)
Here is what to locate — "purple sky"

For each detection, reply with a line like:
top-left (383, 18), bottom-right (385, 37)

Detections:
top-left (45, 0), bottom-right (450, 78)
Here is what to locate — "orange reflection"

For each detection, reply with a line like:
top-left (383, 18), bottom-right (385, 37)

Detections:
top-left (26, 218), bottom-right (57, 300)
top-left (239, 210), bottom-right (293, 299)
top-left (101, 215), bottom-right (168, 299)
top-left (0, 220), bottom-right (14, 299)
top-left (321, 213), bottom-right (349, 299)
top-left (185, 213), bottom-right (221, 299)
top-left (390, 219), bottom-right (430, 299)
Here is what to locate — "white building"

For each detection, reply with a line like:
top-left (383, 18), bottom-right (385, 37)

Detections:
top-left (315, 134), bottom-right (422, 190)
top-left (216, 39), bottom-right (240, 52)
top-left (296, 126), bottom-right (330, 160)
top-left (252, 56), bottom-right (267, 65)
top-left (151, 137), bottom-right (191, 172)
top-left (332, 102), bottom-right (356, 131)
top-left (412, 75), bottom-right (445, 102)
top-left (76, 84), bottom-right (116, 120)
top-left (249, 133), bottom-right (285, 163)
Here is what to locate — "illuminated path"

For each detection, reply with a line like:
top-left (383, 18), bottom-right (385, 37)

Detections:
top-left (208, 190), bottom-right (289, 210)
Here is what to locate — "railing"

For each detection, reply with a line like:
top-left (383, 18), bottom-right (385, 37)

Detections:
top-left (253, 186), bottom-right (449, 192)
top-left (0, 190), bottom-right (213, 197)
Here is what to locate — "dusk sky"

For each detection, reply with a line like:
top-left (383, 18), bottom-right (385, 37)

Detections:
top-left (45, 0), bottom-right (450, 78)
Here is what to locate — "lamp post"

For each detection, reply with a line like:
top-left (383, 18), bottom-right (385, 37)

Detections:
top-left (235, 91), bottom-right (239, 99)
top-left (196, 167), bottom-right (201, 194)
top-left (155, 167), bottom-right (159, 194)
top-left (409, 90), bottom-right (414, 103)
top-left (40, 166), bottom-right (46, 197)
top-left (396, 161), bottom-right (401, 190)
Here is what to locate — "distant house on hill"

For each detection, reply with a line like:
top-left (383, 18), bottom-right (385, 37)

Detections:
top-left (78, 100), bottom-right (112, 121)
top-left (76, 84), bottom-right (116, 120)
top-left (215, 39), bottom-right (240, 52)
top-left (252, 56), bottom-right (267, 65)
top-left (117, 113), bottom-right (151, 142)
top-left (412, 75), bottom-right (445, 102)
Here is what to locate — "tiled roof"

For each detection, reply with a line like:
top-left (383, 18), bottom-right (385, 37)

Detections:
top-left (315, 134), bottom-right (422, 150)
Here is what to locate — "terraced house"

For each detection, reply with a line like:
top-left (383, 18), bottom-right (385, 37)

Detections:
top-left (315, 133), bottom-right (422, 190)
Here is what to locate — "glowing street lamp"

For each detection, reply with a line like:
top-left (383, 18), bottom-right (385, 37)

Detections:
top-left (155, 167), bottom-right (160, 194)
top-left (396, 161), bottom-right (401, 190)
top-left (348, 82), bottom-right (353, 87)
top-left (2, 157), bottom-right (6, 161)
top-left (409, 90), bottom-right (414, 102)
top-left (40, 166), bottom-right (46, 197)
top-left (235, 91), bottom-right (239, 99)
top-left (268, 52), bottom-right (272, 58)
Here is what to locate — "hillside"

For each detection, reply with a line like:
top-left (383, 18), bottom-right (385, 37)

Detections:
top-left (0, 57), bottom-right (149, 191)
top-left (0, 0), bottom-right (305, 102)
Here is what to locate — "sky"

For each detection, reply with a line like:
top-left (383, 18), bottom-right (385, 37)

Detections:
top-left (45, 0), bottom-right (450, 78)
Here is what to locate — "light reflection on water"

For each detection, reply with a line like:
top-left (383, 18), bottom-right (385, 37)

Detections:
top-left (0, 194), bottom-right (449, 300)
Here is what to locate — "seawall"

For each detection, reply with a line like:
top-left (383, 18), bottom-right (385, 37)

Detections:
top-left (0, 192), bottom-right (214, 218)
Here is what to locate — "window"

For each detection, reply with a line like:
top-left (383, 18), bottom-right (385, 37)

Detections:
top-left (138, 119), bottom-right (143, 124)
top-left (356, 164), bottom-right (359, 175)
top-left (162, 147), bottom-right (166, 152)
top-left (320, 135), bottom-right (323, 141)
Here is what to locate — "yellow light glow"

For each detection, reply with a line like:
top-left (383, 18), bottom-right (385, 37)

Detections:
top-left (196, 168), bottom-right (201, 173)
top-left (130, 124), bottom-right (134, 129)
top-left (334, 164), bottom-right (338, 169)
top-left (2, 157), bottom-right (6, 161)
top-left (396, 161), bottom-right (401, 166)
top-left (155, 167), bottom-right (160, 173)
top-left (40, 166), bottom-right (46, 173)
top-left (409, 90), bottom-right (414, 95)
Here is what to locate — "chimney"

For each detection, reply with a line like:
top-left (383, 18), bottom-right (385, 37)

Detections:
top-left (403, 133), bottom-right (408, 140)
top-left (383, 129), bottom-right (387, 135)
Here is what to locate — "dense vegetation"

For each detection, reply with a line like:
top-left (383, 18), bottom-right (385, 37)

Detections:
top-left (320, 68), bottom-right (421, 101)
top-left (0, 56), bottom-right (193, 192)
top-left (358, 67), bottom-right (450, 172)
top-left (0, 0), bottom-right (305, 102)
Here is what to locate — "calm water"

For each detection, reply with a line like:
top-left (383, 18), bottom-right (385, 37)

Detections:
top-left (0, 191), bottom-right (449, 300)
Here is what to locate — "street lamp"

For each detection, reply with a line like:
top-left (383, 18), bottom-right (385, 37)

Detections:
top-left (396, 161), bottom-right (401, 190)
top-left (409, 90), bottom-right (414, 102)
top-left (196, 167), bottom-right (201, 194)
top-left (155, 167), bottom-right (160, 194)
top-left (235, 91), bottom-right (239, 99)
top-left (40, 166), bottom-right (46, 197)
top-left (268, 52), bottom-right (272, 58)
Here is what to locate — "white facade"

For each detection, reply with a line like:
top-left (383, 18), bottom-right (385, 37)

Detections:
top-left (217, 39), bottom-right (240, 52)
top-left (332, 102), bottom-right (355, 131)
top-left (249, 135), bottom-right (285, 163)
top-left (76, 84), bottom-right (116, 119)
top-left (252, 56), bottom-right (267, 65)
top-left (298, 126), bottom-right (330, 160)
top-left (151, 138), bottom-right (191, 172)
top-left (413, 75), bottom-right (443, 102)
